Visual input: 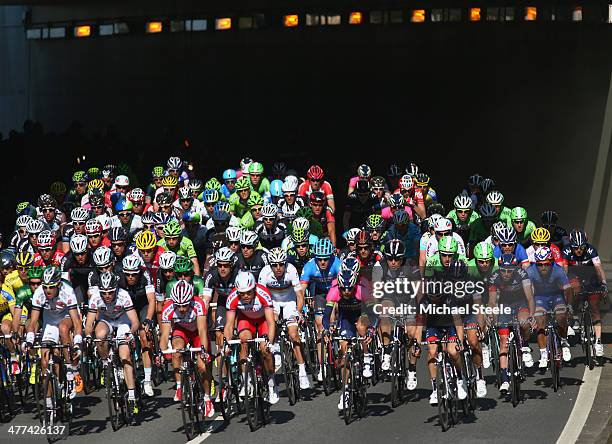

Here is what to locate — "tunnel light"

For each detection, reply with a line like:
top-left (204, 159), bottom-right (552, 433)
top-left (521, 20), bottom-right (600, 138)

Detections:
top-left (572, 7), bottom-right (582, 22)
top-left (284, 15), bottom-right (299, 27)
top-left (74, 25), bottom-right (91, 38)
top-left (411, 10), bottom-right (425, 23)
top-left (349, 12), bottom-right (363, 25)
top-left (525, 7), bottom-right (537, 21)
top-left (146, 21), bottom-right (163, 33)
top-left (215, 18), bottom-right (232, 30)
top-left (49, 26), bottom-right (66, 39)
top-left (470, 8), bottom-right (482, 22)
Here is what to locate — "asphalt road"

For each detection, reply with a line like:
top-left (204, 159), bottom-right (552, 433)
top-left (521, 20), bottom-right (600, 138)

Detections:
top-left (0, 333), bottom-right (608, 444)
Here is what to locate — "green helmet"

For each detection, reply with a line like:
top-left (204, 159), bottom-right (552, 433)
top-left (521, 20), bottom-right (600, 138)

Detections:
top-left (50, 181), bottom-right (67, 196)
top-left (235, 177), bottom-right (250, 191)
top-left (16, 202), bottom-right (30, 213)
top-left (163, 220), bottom-right (182, 237)
top-left (366, 214), bottom-right (384, 231)
top-left (28, 266), bottom-right (44, 280)
top-left (152, 166), bottom-right (164, 178)
top-left (295, 206), bottom-right (313, 220)
top-left (291, 227), bottom-right (309, 244)
top-left (173, 256), bottom-right (193, 273)
top-left (248, 162), bottom-right (264, 175)
top-left (205, 178), bottom-right (221, 192)
top-left (438, 236), bottom-right (458, 254)
top-left (87, 167), bottom-right (100, 179)
top-left (473, 241), bottom-right (494, 260)
top-left (72, 170), bottom-right (87, 183)
top-left (248, 192), bottom-right (264, 207)
top-left (511, 207), bottom-right (528, 221)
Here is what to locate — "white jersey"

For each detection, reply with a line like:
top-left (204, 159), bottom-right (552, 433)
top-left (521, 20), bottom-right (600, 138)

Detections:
top-left (110, 214), bottom-right (143, 234)
top-left (258, 263), bottom-right (301, 303)
top-left (205, 215), bottom-right (240, 230)
top-left (425, 233), bottom-right (466, 258)
top-left (88, 288), bottom-right (134, 325)
top-left (173, 199), bottom-right (206, 219)
top-left (32, 282), bottom-right (78, 326)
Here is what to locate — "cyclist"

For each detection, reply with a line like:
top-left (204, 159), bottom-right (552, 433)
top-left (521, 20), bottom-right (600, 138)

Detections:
top-left (161, 280), bottom-right (213, 415)
top-left (255, 204), bottom-right (286, 251)
top-left (134, 230), bottom-right (165, 288)
top-left (61, 234), bottom-right (95, 305)
top-left (509, 207), bottom-right (536, 247)
top-left (127, 188), bottom-right (148, 216)
top-left (248, 162), bottom-right (270, 196)
top-left (562, 229), bottom-right (608, 357)
top-left (65, 171), bottom-right (89, 209)
top-left (220, 169), bottom-right (237, 199)
top-left (425, 217), bottom-right (466, 259)
top-left (541, 210), bottom-right (569, 249)
top-left (299, 165), bottom-right (335, 213)
top-left (488, 253), bottom-right (536, 392)
top-left (174, 187), bottom-right (205, 221)
top-left (486, 191), bottom-right (512, 226)
top-left (85, 219), bottom-right (110, 250)
top-left (343, 180), bottom-right (380, 232)
top-left (229, 177), bottom-right (252, 218)
top-left (462, 174), bottom-right (483, 209)
top-left (235, 230), bottom-right (268, 280)
top-left (37, 194), bottom-right (64, 236)
top-left (469, 203), bottom-right (499, 245)
top-left (527, 247), bottom-right (572, 367)
top-left (338, 228), bottom-right (361, 262)
top-left (85, 271), bottom-right (141, 414)
top-left (381, 210), bottom-right (420, 264)
top-left (13, 265), bottom-right (42, 337)
top-left (223, 271), bottom-right (277, 403)
top-left (309, 191), bottom-right (336, 247)
top-left (526, 227), bottom-right (566, 268)
top-left (287, 228), bottom-right (313, 275)
top-left (146, 166), bottom-right (165, 205)
top-left (33, 230), bottom-right (66, 268)
top-left (157, 220), bottom-right (200, 276)
top-left (109, 227), bottom-right (129, 263)
top-left (111, 199), bottom-right (143, 235)
top-left (447, 195), bottom-right (479, 247)
top-left (277, 180), bottom-right (306, 224)
top-left (347, 164), bottom-right (372, 195)
top-left (364, 214), bottom-right (386, 252)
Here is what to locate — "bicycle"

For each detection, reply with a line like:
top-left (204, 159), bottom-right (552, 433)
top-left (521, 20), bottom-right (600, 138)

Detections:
top-left (299, 307), bottom-right (318, 380)
top-left (333, 336), bottom-right (368, 425)
top-left (574, 291), bottom-right (598, 371)
top-left (460, 326), bottom-right (479, 415)
top-left (147, 322), bottom-right (168, 386)
top-left (277, 317), bottom-right (300, 406)
top-left (81, 336), bottom-right (102, 395)
top-left (538, 310), bottom-right (563, 392)
top-left (162, 347), bottom-right (209, 440)
top-left (217, 340), bottom-right (242, 424)
top-left (320, 329), bottom-right (341, 396)
top-left (485, 324), bottom-right (502, 389)
top-left (388, 319), bottom-right (408, 408)
top-left (227, 337), bottom-right (270, 432)
top-left (505, 318), bottom-right (526, 407)
top-left (0, 335), bottom-right (19, 418)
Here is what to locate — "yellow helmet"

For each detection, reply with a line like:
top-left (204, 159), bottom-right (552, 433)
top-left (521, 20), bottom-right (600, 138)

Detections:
top-left (161, 176), bottom-right (179, 187)
top-left (15, 251), bottom-right (34, 268)
top-left (136, 230), bottom-right (157, 250)
top-left (88, 179), bottom-right (105, 192)
top-left (531, 227), bottom-right (551, 243)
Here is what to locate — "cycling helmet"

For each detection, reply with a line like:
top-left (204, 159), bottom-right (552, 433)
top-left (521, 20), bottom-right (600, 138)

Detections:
top-left (205, 178), bottom-right (222, 192)
top-left (16, 215), bottom-right (32, 228)
top-left (128, 188), bottom-right (145, 203)
top-left (468, 174), bottom-right (483, 187)
top-left (16, 201), bottom-right (34, 216)
top-left (240, 230), bottom-right (259, 247)
top-left (0, 251), bottom-right (15, 269)
top-left (569, 228), bottom-right (587, 248)
top-left (492, 221), bottom-right (507, 239)
top-left (486, 191), bottom-right (504, 206)
top-left (291, 227), bottom-right (309, 244)
top-left (96, 214), bottom-right (111, 231)
top-left (212, 209), bottom-right (230, 224)
top-left (108, 227), bottom-right (127, 242)
top-left (72, 170), bottom-right (88, 183)
top-left (170, 280), bottom-right (193, 306)
top-left (365, 214), bottom-right (384, 231)
top-left (156, 192), bottom-right (173, 206)
top-left (89, 194), bottom-right (105, 208)
top-left (101, 169), bottom-right (113, 180)
top-left (427, 203), bottom-right (446, 218)
top-left (292, 217), bottom-right (310, 231)
top-left (481, 178), bottom-right (495, 194)
top-left (15, 251), bottom-right (34, 267)
top-left (429, 214), bottom-right (443, 227)
top-left (414, 173), bottom-right (430, 187)
top-left (531, 227), bottom-right (551, 243)
top-left (384, 239), bottom-right (406, 259)
top-left (433, 218), bottom-right (452, 233)
top-left (28, 266), bottom-right (44, 280)
top-left (357, 164), bottom-right (371, 179)
top-left (240, 157), bottom-right (253, 171)
top-left (136, 230), bottom-right (157, 250)
top-left (356, 230), bottom-right (372, 246)
top-left (26, 219), bottom-right (44, 235)
top-left (161, 176), bottom-right (179, 187)
top-left (37, 231), bottom-right (55, 248)
top-left (163, 220), bottom-right (182, 237)
top-left (69, 234), bottom-right (88, 254)
top-left (284, 175), bottom-right (299, 190)
top-left (248, 162), bottom-right (264, 175)
top-left (341, 256), bottom-right (361, 274)
top-left (272, 162), bottom-right (287, 176)
top-left (167, 156), bottom-right (182, 170)
top-left (177, 187), bottom-right (192, 200)
top-left (187, 180), bottom-right (203, 195)
top-left (222, 169), bottom-right (237, 181)
top-left (261, 204), bottom-right (278, 218)
top-left (499, 253), bottom-right (519, 268)
top-left (70, 207), bottom-right (89, 223)
top-left (141, 212), bottom-right (155, 226)
top-left (215, 247), bottom-right (235, 264)
top-left (388, 164), bottom-right (402, 178)
top-left (215, 201), bottom-right (231, 213)
top-left (313, 238), bottom-right (334, 258)
top-left (153, 212), bottom-right (170, 226)
top-left (534, 247), bottom-right (552, 262)
top-left (510, 207), bottom-right (527, 221)
top-left (270, 180), bottom-right (283, 197)
top-left (370, 176), bottom-right (386, 189)
top-left (473, 241), bottom-right (494, 260)
top-left (497, 227), bottom-right (517, 244)
top-left (307, 165), bottom-right (324, 181)
top-left (541, 210), bottom-right (559, 225)
top-left (393, 209), bottom-right (409, 225)
top-left (114, 199), bottom-right (133, 212)
top-left (159, 251), bottom-right (177, 270)
top-left (152, 166), bottom-right (164, 178)
top-left (337, 268), bottom-right (359, 290)
top-left (479, 203), bottom-right (497, 219)
top-left (88, 179), bottom-right (105, 193)
top-left (226, 226), bottom-right (242, 242)
top-left (38, 194), bottom-right (57, 209)
top-left (50, 181), bottom-right (67, 196)
top-left (203, 189), bottom-right (220, 204)
top-left (399, 175), bottom-right (413, 191)
top-left (245, 193), bottom-right (262, 208)
top-left (114, 175), bottom-right (129, 187)
top-left (121, 255), bottom-right (141, 272)
top-left (295, 206), bottom-right (314, 220)
top-left (88, 167), bottom-right (101, 179)
top-left (386, 193), bottom-right (405, 209)
top-left (453, 195), bottom-right (472, 210)
top-left (98, 271), bottom-right (119, 292)
top-left (173, 256), bottom-right (193, 274)
top-left (235, 271), bottom-right (256, 292)
top-left (281, 180), bottom-right (298, 194)
top-left (42, 266), bottom-right (61, 286)
top-left (235, 177), bottom-right (251, 191)
top-left (93, 247), bottom-right (113, 267)
top-left (268, 247), bottom-right (287, 264)
top-left (309, 191), bottom-right (326, 205)
top-left (438, 236), bottom-right (458, 254)
top-left (345, 228), bottom-right (361, 242)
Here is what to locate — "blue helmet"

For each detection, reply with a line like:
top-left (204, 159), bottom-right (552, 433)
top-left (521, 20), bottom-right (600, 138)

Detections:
top-left (114, 199), bottom-right (133, 212)
top-left (203, 189), bottom-right (220, 204)
top-left (222, 169), bottom-right (237, 181)
top-left (499, 253), bottom-right (519, 268)
top-left (270, 180), bottom-right (283, 198)
top-left (313, 238), bottom-right (334, 258)
top-left (212, 208), bottom-right (230, 223)
top-left (214, 201), bottom-right (231, 213)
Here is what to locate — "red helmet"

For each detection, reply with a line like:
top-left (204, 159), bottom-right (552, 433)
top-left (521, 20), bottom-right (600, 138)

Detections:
top-left (356, 230), bottom-right (372, 247)
top-left (309, 191), bottom-right (326, 204)
top-left (307, 165), bottom-right (324, 180)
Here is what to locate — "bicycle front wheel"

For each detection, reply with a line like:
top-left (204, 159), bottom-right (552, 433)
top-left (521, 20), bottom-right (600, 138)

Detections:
top-left (105, 364), bottom-right (122, 431)
top-left (509, 339), bottom-right (521, 407)
top-left (582, 308), bottom-right (595, 370)
top-left (181, 372), bottom-right (200, 440)
top-left (244, 362), bottom-right (261, 432)
top-left (436, 368), bottom-right (450, 432)
top-left (343, 357), bottom-right (354, 425)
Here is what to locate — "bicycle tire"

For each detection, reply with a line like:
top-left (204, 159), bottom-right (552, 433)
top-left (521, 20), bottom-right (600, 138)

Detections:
top-left (355, 359), bottom-right (367, 418)
top-left (509, 339), bottom-right (520, 407)
top-left (105, 364), bottom-right (122, 431)
top-left (219, 356), bottom-right (239, 424)
top-left (343, 356), bottom-right (354, 425)
top-left (390, 344), bottom-right (400, 408)
top-left (489, 330), bottom-right (502, 389)
top-left (548, 331), bottom-right (560, 392)
top-left (244, 362), bottom-right (261, 432)
top-left (321, 340), bottom-right (332, 396)
top-left (582, 308), bottom-right (595, 370)
top-left (180, 372), bottom-right (199, 440)
top-left (41, 371), bottom-right (56, 429)
top-left (283, 340), bottom-right (297, 406)
top-left (436, 366), bottom-right (450, 431)
top-left (34, 365), bottom-right (45, 423)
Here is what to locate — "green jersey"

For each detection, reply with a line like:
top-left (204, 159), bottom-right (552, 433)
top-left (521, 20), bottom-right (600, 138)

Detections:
top-left (424, 254), bottom-right (468, 278)
top-left (251, 178), bottom-right (270, 196)
top-left (498, 206), bottom-right (513, 226)
top-left (468, 218), bottom-right (494, 243)
top-left (165, 276), bottom-right (205, 299)
top-left (447, 209), bottom-right (480, 227)
top-left (15, 286), bottom-right (33, 310)
top-left (229, 193), bottom-right (249, 218)
top-left (467, 258), bottom-right (498, 282)
top-left (157, 236), bottom-right (197, 259)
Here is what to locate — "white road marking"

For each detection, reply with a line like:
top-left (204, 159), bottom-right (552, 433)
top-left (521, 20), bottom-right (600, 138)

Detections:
top-left (186, 415), bottom-right (225, 444)
top-left (556, 365), bottom-right (602, 444)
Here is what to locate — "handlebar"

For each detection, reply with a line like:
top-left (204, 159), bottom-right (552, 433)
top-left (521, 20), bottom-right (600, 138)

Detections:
top-left (226, 338), bottom-right (266, 345)
top-left (162, 347), bottom-right (203, 354)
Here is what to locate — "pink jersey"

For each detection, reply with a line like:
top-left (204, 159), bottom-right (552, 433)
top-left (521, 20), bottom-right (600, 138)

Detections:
top-left (381, 206), bottom-right (413, 221)
top-left (326, 277), bottom-right (372, 303)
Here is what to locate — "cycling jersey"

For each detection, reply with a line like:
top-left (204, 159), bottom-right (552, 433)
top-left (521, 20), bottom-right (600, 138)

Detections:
top-left (33, 250), bottom-right (66, 268)
top-left (322, 277), bottom-right (369, 335)
top-left (157, 236), bottom-right (197, 259)
top-left (166, 276), bottom-right (205, 299)
top-left (162, 296), bottom-right (206, 332)
top-left (258, 264), bottom-right (301, 303)
top-left (300, 256), bottom-right (342, 297)
top-left (493, 243), bottom-right (529, 264)
top-left (447, 209), bottom-right (479, 245)
top-left (88, 288), bottom-right (134, 325)
top-left (61, 252), bottom-right (96, 303)
top-left (466, 258), bottom-right (498, 285)
top-left (344, 192), bottom-right (380, 228)
top-left (381, 206), bottom-right (414, 222)
top-left (2, 270), bottom-right (24, 296)
top-left (488, 267), bottom-right (531, 305)
top-left (255, 223), bottom-right (286, 251)
top-left (424, 255), bottom-right (468, 279)
top-left (110, 214), bottom-right (143, 234)
top-left (525, 243), bottom-right (565, 267)
top-left (425, 233), bottom-right (466, 259)
top-left (298, 180), bottom-right (334, 202)
top-left (0, 288), bottom-right (15, 318)
top-left (31, 281), bottom-right (78, 326)
top-left (287, 249), bottom-right (311, 275)
top-left (228, 193), bottom-right (250, 218)
top-left (525, 263), bottom-right (570, 297)
top-left (235, 250), bottom-right (268, 280)
top-left (381, 224), bottom-right (421, 259)
top-left (118, 270), bottom-right (155, 313)
top-left (562, 243), bottom-right (603, 288)
top-left (226, 284), bottom-right (273, 319)
top-left (277, 196), bottom-right (306, 222)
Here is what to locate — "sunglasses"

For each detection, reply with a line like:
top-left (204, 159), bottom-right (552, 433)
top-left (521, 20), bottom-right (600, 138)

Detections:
top-left (73, 221), bottom-right (85, 226)
top-left (139, 248), bottom-right (155, 254)
top-left (456, 210), bottom-right (470, 214)
top-left (439, 253), bottom-right (454, 258)
top-left (572, 244), bottom-right (587, 250)
top-left (310, 203), bottom-right (323, 207)
top-left (271, 263), bottom-right (285, 268)
top-left (118, 212), bottom-right (131, 217)
top-left (100, 290), bottom-right (116, 296)
top-left (165, 236), bottom-right (179, 241)
top-left (251, 207), bottom-right (262, 212)
top-left (241, 245), bottom-right (254, 250)
top-left (388, 257), bottom-right (402, 262)
top-left (87, 233), bottom-right (101, 239)
top-left (30, 281), bottom-right (41, 287)
top-left (346, 242), bottom-right (355, 247)
top-left (500, 268), bottom-right (514, 274)
top-left (143, 224), bottom-right (154, 230)
top-left (295, 243), bottom-right (308, 248)
top-left (500, 242), bottom-right (515, 248)
top-left (533, 242), bottom-right (548, 247)
top-left (284, 193), bottom-right (296, 198)
top-left (159, 205), bottom-right (171, 210)
top-left (29, 233), bottom-right (39, 237)
top-left (133, 201), bottom-right (144, 205)
top-left (357, 246), bottom-right (370, 251)
top-left (513, 220), bottom-right (525, 224)
top-left (155, 225), bottom-right (165, 231)
top-left (250, 173), bottom-right (261, 178)
top-left (74, 251), bottom-right (88, 256)
top-left (38, 247), bottom-right (53, 252)
top-left (42, 284), bottom-right (59, 290)
top-left (111, 242), bottom-right (125, 248)
top-left (229, 241), bottom-right (240, 246)
top-left (310, 179), bottom-right (323, 183)
top-left (180, 198), bottom-right (192, 203)
top-left (16, 266), bottom-right (30, 272)
top-left (91, 205), bottom-right (104, 210)
top-left (75, 182), bottom-right (86, 187)
top-left (477, 259), bottom-right (491, 265)
top-left (225, 180), bottom-right (236, 185)
top-left (162, 269), bottom-right (174, 274)
top-left (42, 208), bottom-right (55, 213)
top-left (176, 272), bottom-right (191, 278)
top-left (316, 257), bottom-right (330, 262)
top-left (217, 262), bottom-right (231, 269)
top-left (263, 217), bottom-right (275, 222)
top-left (124, 272), bottom-right (140, 277)
top-left (536, 262), bottom-right (551, 267)
top-left (436, 231), bottom-right (451, 236)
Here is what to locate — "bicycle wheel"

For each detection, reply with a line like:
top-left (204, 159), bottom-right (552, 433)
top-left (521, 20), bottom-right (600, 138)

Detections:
top-left (244, 362), bottom-right (261, 432)
top-left (343, 357), bottom-right (354, 425)
top-left (219, 357), bottom-right (239, 423)
top-left (390, 345), bottom-right (401, 408)
top-left (34, 366), bottom-right (45, 423)
top-left (283, 341), bottom-right (297, 406)
top-left (509, 339), bottom-right (520, 407)
top-left (180, 372), bottom-right (199, 440)
top-left (489, 331), bottom-right (502, 389)
top-left (320, 341), bottom-right (332, 396)
top-left (41, 371), bottom-right (56, 428)
top-left (447, 366), bottom-right (459, 425)
top-left (548, 333), bottom-right (560, 392)
top-left (355, 361), bottom-right (367, 418)
top-left (436, 367), bottom-right (450, 432)
top-left (582, 309), bottom-right (595, 370)
top-left (467, 356), bottom-right (477, 413)
top-left (105, 364), bottom-right (122, 431)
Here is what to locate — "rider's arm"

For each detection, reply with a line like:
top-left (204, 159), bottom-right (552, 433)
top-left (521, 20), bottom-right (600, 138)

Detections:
top-left (69, 307), bottom-right (83, 339)
top-left (159, 320), bottom-right (171, 350)
top-left (191, 258), bottom-right (201, 277)
top-left (84, 310), bottom-right (97, 337)
top-left (327, 219), bottom-right (337, 247)
top-left (145, 289), bottom-right (156, 322)
top-left (322, 302), bottom-right (334, 330)
top-left (264, 307), bottom-right (276, 343)
top-left (453, 314), bottom-right (465, 343)
top-left (197, 314), bottom-right (208, 353)
top-left (223, 309), bottom-right (236, 343)
top-left (522, 280), bottom-right (536, 316)
top-left (127, 308), bottom-right (140, 335)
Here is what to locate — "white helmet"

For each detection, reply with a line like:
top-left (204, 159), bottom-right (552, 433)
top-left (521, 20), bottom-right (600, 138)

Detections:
top-left (96, 214), bottom-right (111, 231)
top-left (178, 187), bottom-right (191, 200)
top-left (240, 230), bottom-right (259, 247)
top-left (486, 191), bottom-right (504, 206)
top-left (235, 271), bottom-right (256, 292)
top-left (69, 234), bottom-right (88, 254)
top-left (159, 251), bottom-right (177, 270)
top-left (93, 246), bottom-right (113, 267)
top-left (225, 226), bottom-right (242, 242)
top-left (71, 207), bottom-right (89, 223)
top-left (26, 219), bottom-right (45, 235)
top-left (453, 195), bottom-right (472, 210)
top-left (115, 175), bottom-right (130, 187)
top-left (16, 215), bottom-right (32, 228)
top-left (122, 254), bottom-right (142, 272)
top-left (345, 228), bottom-right (362, 242)
top-left (215, 247), bottom-right (235, 264)
top-left (167, 156), bottom-right (182, 170)
top-left (281, 180), bottom-right (298, 193)
top-left (261, 204), bottom-right (278, 218)
top-left (267, 247), bottom-right (287, 264)
top-left (99, 272), bottom-right (118, 292)
top-left (433, 218), bottom-right (453, 233)
top-left (171, 280), bottom-right (194, 305)
top-left (284, 175), bottom-right (299, 190)
top-left (292, 217), bottom-right (310, 231)
top-left (399, 175), bottom-right (413, 191)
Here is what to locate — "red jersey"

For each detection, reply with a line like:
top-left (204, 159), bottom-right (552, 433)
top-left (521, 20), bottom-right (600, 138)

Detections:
top-left (298, 180), bottom-right (334, 201)
top-left (226, 284), bottom-right (273, 319)
top-left (137, 246), bottom-right (166, 284)
top-left (161, 296), bottom-right (206, 332)
top-left (34, 250), bottom-right (66, 268)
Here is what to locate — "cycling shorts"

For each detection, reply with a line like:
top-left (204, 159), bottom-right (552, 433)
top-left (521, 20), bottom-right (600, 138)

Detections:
top-left (236, 312), bottom-right (268, 337)
top-left (273, 301), bottom-right (299, 326)
top-left (534, 294), bottom-right (566, 313)
top-left (171, 325), bottom-right (202, 348)
top-left (425, 325), bottom-right (457, 343)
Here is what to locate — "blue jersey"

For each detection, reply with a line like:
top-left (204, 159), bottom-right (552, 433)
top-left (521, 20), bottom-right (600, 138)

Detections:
top-left (300, 256), bottom-right (341, 296)
top-left (494, 243), bottom-right (528, 263)
top-left (220, 184), bottom-right (233, 200)
top-left (526, 263), bottom-right (569, 297)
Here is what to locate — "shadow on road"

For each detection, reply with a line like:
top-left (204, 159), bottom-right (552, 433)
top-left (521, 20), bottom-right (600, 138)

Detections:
top-left (269, 409), bottom-right (295, 425)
